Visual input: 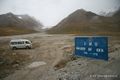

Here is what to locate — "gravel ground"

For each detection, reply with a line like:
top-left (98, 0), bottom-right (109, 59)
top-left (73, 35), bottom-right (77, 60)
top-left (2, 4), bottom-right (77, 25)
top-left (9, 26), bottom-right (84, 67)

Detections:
top-left (0, 33), bottom-right (119, 80)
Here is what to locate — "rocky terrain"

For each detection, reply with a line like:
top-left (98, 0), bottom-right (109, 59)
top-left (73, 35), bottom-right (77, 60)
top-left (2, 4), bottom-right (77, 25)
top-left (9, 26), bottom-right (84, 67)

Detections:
top-left (0, 33), bottom-right (120, 80)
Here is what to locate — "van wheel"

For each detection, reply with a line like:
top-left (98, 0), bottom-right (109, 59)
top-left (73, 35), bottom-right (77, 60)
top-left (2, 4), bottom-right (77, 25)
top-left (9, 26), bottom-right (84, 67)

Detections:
top-left (26, 46), bottom-right (30, 49)
top-left (12, 47), bottom-right (17, 50)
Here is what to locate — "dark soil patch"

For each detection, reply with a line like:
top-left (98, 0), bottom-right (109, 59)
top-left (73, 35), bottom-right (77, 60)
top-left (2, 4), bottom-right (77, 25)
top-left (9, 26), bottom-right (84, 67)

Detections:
top-left (0, 48), bottom-right (30, 79)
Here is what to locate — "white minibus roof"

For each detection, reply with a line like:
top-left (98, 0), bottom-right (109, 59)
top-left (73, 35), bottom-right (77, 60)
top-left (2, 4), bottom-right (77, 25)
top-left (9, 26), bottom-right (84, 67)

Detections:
top-left (10, 39), bottom-right (30, 42)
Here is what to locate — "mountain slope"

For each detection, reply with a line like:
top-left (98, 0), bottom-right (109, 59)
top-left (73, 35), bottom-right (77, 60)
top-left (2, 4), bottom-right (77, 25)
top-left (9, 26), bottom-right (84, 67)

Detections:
top-left (0, 12), bottom-right (43, 36)
top-left (47, 9), bottom-right (120, 35)
top-left (17, 15), bottom-right (43, 31)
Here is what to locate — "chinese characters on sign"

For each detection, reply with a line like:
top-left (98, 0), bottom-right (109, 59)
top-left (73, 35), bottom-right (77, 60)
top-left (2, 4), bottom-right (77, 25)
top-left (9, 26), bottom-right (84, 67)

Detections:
top-left (75, 37), bottom-right (108, 60)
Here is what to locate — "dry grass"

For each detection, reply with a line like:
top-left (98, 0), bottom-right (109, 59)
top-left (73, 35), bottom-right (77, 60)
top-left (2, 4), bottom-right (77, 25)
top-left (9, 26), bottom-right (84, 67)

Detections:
top-left (48, 28), bottom-right (120, 36)
top-left (0, 27), bottom-right (36, 36)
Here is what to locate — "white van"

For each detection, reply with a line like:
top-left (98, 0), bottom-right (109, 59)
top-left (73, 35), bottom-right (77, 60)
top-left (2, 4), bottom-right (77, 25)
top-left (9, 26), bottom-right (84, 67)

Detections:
top-left (10, 39), bottom-right (32, 50)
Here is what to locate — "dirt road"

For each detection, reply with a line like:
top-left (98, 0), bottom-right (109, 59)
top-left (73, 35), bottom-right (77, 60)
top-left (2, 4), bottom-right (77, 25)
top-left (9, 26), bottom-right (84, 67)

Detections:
top-left (0, 33), bottom-right (74, 80)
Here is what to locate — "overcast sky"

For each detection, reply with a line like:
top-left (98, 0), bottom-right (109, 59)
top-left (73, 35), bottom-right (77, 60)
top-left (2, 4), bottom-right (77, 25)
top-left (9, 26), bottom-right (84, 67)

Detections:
top-left (0, 0), bottom-right (120, 28)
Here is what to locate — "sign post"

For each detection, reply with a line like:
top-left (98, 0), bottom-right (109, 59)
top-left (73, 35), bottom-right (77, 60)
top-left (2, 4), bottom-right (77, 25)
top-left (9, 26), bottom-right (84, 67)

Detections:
top-left (75, 37), bottom-right (108, 60)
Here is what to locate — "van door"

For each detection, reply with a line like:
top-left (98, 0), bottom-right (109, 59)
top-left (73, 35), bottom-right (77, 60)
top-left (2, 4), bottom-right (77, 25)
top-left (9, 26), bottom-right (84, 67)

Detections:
top-left (17, 41), bottom-right (25, 48)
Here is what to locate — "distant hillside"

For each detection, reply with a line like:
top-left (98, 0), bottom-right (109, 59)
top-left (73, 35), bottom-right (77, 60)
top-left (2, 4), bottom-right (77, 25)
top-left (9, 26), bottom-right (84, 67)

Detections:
top-left (0, 12), bottom-right (43, 36)
top-left (113, 8), bottom-right (120, 17)
top-left (47, 9), bottom-right (120, 36)
top-left (17, 14), bottom-right (43, 31)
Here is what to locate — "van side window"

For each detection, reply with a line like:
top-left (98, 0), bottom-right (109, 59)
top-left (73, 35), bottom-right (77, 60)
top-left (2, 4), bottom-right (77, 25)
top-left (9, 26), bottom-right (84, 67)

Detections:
top-left (11, 42), bottom-right (17, 45)
top-left (11, 42), bottom-right (13, 45)
top-left (25, 41), bottom-right (30, 44)
top-left (18, 41), bottom-right (24, 44)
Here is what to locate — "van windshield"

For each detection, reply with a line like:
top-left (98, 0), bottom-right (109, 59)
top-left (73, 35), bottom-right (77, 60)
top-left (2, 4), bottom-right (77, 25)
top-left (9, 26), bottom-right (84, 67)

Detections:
top-left (25, 41), bottom-right (30, 44)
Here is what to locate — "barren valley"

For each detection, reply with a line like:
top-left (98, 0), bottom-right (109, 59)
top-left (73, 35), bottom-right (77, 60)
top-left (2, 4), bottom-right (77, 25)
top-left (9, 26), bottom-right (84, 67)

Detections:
top-left (0, 33), bottom-right (120, 80)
